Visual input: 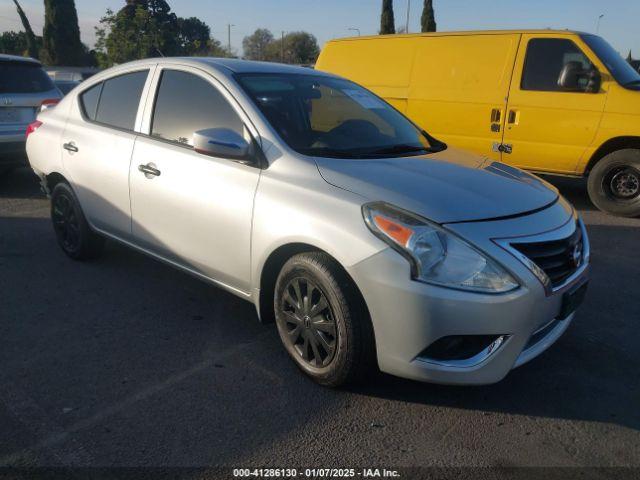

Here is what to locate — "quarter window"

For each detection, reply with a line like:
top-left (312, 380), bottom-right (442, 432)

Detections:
top-left (79, 83), bottom-right (102, 121)
top-left (521, 39), bottom-right (592, 92)
top-left (151, 70), bottom-right (244, 146)
top-left (93, 70), bottom-right (148, 130)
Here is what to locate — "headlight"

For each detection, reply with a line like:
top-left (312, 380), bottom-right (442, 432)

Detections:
top-left (363, 202), bottom-right (519, 293)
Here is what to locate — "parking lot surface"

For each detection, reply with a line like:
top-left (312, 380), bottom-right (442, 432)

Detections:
top-left (1, 167), bottom-right (639, 469)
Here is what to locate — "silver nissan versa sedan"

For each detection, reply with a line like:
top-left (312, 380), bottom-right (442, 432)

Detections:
top-left (26, 58), bottom-right (590, 387)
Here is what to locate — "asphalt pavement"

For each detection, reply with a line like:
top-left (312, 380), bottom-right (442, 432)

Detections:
top-left (0, 167), bottom-right (639, 473)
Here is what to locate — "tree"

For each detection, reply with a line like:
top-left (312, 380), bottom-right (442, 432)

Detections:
top-left (380, 0), bottom-right (395, 35)
top-left (265, 31), bottom-right (319, 64)
top-left (0, 31), bottom-right (40, 56)
top-left (627, 50), bottom-right (633, 64)
top-left (95, 0), bottom-right (182, 67)
top-left (178, 17), bottom-right (211, 56)
top-left (12, 0), bottom-right (38, 58)
top-left (41, 0), bottom-right (85, 65)
top-left (243, 28), bottom-right (275, 61)
top-left (421, 0), bottom-right (437, 33)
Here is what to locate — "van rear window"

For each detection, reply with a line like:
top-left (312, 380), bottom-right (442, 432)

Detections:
top-left (0, 62), bottom-right (55, 94)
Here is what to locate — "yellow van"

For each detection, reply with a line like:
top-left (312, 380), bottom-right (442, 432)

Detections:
top-left (316, 30), bottom-right (640, 217)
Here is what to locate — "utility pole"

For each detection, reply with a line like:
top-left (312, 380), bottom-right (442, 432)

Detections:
top-left (227, 24), bottom-right (235, 57)
top-left (405, 0), bottom-right (411, 33)
top-left (281, 30), bottom-right (285, 63)
top-left (596, 14), bottom-right (604, 34)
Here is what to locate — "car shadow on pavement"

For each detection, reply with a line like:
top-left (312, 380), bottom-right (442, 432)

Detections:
top-left (0, 168), bottom-right (44, 199)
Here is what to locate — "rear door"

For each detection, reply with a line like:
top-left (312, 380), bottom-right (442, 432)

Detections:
top-left (129, 66), bottom-right (261, 293)
top-left (407, 33), bottom-right (520, 161)
top-left (62, 68), bottom-right (153, 239)
top-left (501, 34), bottom-right (609, 174)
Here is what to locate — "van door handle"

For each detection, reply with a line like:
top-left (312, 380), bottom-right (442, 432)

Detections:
top-left (63, 142), bottom-right (78, 153)
top-left (507, 110), bottom-right (518, 125)
top-left (490, 108), bottom-right (502, 132)
top-left (138, 163), bottom-right (161, 178)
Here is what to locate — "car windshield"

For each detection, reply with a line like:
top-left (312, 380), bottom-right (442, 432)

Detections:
top-left (581, 34), bottom-right (640, 88)
top-left (0, 62), bottom-right (55, 94)
top-left (236, 72), bottom-right (441, 159)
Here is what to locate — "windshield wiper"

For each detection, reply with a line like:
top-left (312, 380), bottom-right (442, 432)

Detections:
top-left (624, 80), bottom-right (640, 86)
top-left (366, 144), bottom-right (432, 156)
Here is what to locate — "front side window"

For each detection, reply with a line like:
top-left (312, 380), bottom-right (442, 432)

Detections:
top-left (0, 62), bottom-right (55, 94)
top-left (151, 70), bottom-right (244, 146)
top-left (94, 70), bottom-right (148, 130)
top-left (237, 73), bottom-right (438, 159)
top-left (521, 39), bottom-right (592, 92)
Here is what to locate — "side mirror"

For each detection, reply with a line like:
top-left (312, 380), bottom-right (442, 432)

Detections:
top-left (558, 62), bottom-right (601, 93)
top-left (193, 128), bottom-right (251, 161)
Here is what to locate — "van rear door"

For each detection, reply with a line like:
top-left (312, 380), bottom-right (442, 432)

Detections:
top-left (500, 33), bottom-right (608, 174)
top-left (407, 33), bottom-right (520, 161)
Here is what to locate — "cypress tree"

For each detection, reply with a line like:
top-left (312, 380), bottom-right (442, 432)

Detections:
top-left (12, 0), bottom-right (38, 58)
top-left (41, 0), bottom-right (85, 65)
top-left (380, 0), bottom-right (395, 35)
top-left (421, 0), bottom-right (437, 33)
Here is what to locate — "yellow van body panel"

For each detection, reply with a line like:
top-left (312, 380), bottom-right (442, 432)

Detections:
top-left (315, 30), bottom-right (640, 177)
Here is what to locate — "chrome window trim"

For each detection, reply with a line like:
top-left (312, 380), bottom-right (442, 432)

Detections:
top-left (494, 216), bottom-right (590, 296)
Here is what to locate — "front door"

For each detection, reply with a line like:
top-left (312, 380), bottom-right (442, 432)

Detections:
top-left (129, 67), bottom-right (261, 293)
top-left (501, 34), bottom-right (609, 174)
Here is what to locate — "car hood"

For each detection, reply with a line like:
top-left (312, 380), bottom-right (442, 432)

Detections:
top-left (314, 147), bottom-right (559, 224)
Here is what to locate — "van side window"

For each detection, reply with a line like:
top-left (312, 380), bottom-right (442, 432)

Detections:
top-left (151, 70), bottom-right (244, 146)
top-left (79, 83), bottom-right (102, 121)
top-left (521, 39), bottom-right (592, 92)
top-left (94, 70), bottom-right (149, 130)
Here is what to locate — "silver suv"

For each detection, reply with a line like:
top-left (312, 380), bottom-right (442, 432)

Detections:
top-left (0, 54), bottom-right (61, 173)
top-left (26, 58), bottom-right (590, 387)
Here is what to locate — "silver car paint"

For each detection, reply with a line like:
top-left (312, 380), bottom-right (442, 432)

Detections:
top-left (26, 57), bottom-right (589, 385)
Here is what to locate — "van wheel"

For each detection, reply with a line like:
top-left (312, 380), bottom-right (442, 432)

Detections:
top-left (587, 149), bottom-right (640, 217)
top-left (274, 252), bottom-right (375, 387)
top-left (51, 182), bottom-right (105, 260)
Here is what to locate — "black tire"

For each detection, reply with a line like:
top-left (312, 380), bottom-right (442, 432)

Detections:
top-left (587, 149), bottom-right (640, 217)
top-left (274, 252), bottom-right (375, 387)
top-left (51, 182), bottom-right (105, 260)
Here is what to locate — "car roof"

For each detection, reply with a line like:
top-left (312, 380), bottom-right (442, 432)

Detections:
top-left (103, 57), bottom-right (331, 77)
top-left (0, 53), bottom-right (41, 65)
top-left (327, 29), bottom-right (590, 43)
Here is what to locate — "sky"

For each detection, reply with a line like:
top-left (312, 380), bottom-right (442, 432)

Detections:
top-left (1, 0), bottom-right (639, 58)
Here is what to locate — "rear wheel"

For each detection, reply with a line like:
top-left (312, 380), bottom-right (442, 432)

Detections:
top-left (51, 182), bottom-right (105, 260)
top-left (587, 149), bottom-right (640, 217)
top-left (274, 252), bottom-right (375, 387)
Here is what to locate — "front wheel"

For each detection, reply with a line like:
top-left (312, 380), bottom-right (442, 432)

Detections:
top-left (274, 252), bottom-right (375, 387)
top-left (587, 149), bottom-right (640, 217)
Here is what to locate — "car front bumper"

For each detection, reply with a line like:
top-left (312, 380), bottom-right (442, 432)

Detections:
top-left (347, 198), bottom-right (589, 385)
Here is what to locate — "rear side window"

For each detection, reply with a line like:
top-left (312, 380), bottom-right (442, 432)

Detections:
top-left (93, 70), bottom-right (148, 130)
top-left (0, 62), bottom-right (55, 94)
top-left (151, 70), bottom-right (244, 146)
top-left (521, 39), bottom-right (592, 92)
top-left (79, 83), bottom-right (102, 120)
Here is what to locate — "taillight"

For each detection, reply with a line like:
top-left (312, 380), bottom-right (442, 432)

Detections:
top-left (26, 121), bottom-right (42, 139)
top-left (40, 98), bottom-right (59, 112)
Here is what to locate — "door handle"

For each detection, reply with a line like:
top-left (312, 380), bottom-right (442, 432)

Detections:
top-left (490, 108), bottom-right (502, 132)
top-left (507, 110), bottom-right (519, 125)
top-left (138, 163), bottom-right (161, 178)
top-left (63, 142), bottom-right (78, 153)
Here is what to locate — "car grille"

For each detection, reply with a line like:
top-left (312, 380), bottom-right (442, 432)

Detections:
top-left (511, 223), bottom-right (584, 288)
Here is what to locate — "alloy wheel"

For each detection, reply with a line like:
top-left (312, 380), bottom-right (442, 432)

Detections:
top-left (279, 277), bottom-right (337, 368)
top-left (52, 193), bottom-right (81, 252)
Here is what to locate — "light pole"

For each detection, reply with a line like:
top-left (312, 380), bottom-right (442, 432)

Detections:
top-left (227, 24), bottom-right (235, 57)
top-left (405, 0), bottom-right (411, 33)
top-left (596, 14), bottom-right (604, 34)
top-left (348, 27), bottom-right (361, 36)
